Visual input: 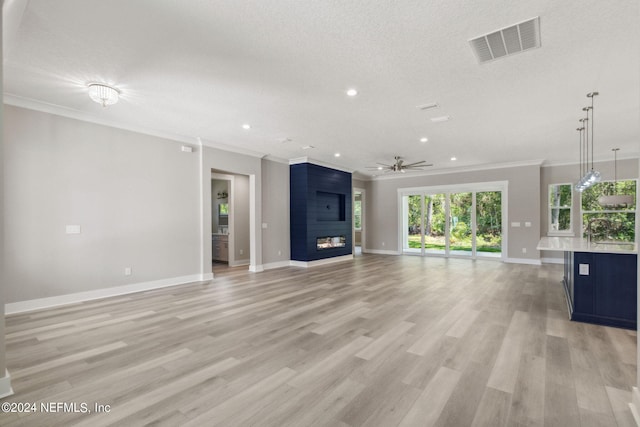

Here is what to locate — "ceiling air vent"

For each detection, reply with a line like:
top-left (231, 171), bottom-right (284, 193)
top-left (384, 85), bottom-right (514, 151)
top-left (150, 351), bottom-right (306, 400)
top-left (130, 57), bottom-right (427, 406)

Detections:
top-left (469, 17), bottom-right (540, 63)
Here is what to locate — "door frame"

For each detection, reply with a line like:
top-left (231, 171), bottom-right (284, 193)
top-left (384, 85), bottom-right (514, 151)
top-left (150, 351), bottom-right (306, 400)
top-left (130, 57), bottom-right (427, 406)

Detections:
top-left (212, 172), bottom-right (235, 266)
top-left (397, 181), bottom-right (508, 260)
top-left (353, 187), bottom-right (366, 253)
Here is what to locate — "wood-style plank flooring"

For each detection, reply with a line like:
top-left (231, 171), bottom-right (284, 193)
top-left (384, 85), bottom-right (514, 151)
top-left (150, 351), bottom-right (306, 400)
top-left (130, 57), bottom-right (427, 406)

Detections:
top-left (1, 254), bottom-right (637, 426)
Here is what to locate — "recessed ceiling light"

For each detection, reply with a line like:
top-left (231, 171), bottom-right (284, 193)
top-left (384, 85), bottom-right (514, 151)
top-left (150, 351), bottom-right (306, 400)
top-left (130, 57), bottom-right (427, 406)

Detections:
top-left (242, 123), bottom-right (251, 130)
top-left (420, 137), bottom-right (428, 143)
top-left (431, 116), bottom-right (451, 123)
top-left (416, 102), bottom-right (439, 111)
top-left (334, 153), bottom-right (341, 157)
top-left (346, 88), bottom-right (358, 97)
top-left (451, 157), bottom-right (457, 161)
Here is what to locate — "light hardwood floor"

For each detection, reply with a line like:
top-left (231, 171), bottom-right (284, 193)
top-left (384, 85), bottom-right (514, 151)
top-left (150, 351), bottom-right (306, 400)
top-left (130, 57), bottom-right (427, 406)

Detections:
top-left (1, 254), bottom-right (637, 426)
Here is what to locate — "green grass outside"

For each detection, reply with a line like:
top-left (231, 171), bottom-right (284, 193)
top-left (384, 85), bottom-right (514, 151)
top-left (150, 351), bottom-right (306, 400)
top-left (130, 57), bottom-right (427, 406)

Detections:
top-left (407, 235), bottom-right (501, 253)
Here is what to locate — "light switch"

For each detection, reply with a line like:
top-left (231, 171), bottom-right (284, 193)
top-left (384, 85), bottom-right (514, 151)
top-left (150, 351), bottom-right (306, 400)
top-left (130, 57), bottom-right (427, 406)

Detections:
top-left (579, 264), bottom-right (589, 275)
top-left (511, 222), bottom-right (521, 227)
top-left (525, 222), bottom-right (532, 227)
top-left (66, 225), bottom-right (81, 234)
top-left (262, 223), bottom-right (268, 229)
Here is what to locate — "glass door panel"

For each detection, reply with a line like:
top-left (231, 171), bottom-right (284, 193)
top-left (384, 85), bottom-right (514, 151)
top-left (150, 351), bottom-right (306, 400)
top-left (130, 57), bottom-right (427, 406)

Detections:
top-left (476, 191), bottom-right (502, 258)
top-left (449, 192), bottom-right (473, 256)
top-left (424, 194), bottom-right (446, 255)
top-left (404, 195), bottom-right (422, 253)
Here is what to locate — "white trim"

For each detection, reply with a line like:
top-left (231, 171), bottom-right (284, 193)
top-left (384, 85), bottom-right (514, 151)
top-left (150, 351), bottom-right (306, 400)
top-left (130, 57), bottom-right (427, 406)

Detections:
top-left (504, 258), bottom-right (542, 266)
top-left (201, 272), bottom-right (214, 281)
top-left (290, 254), bottom-right (354, 268)
top-left (230, 259), bottom-right (250, 267)
top-left (542, 153), bottom-right (640, 168)
top-left (541, 257), bottom-right (564, 264)
top-left (5, 94), bottom-right (198, 145)
top-left (630, 387), bottom-right (640, 427)
top-left (369, 159), bottom-right (543, 181)
top-left (366, 249), bottom-right (402, 255)
top-left (262, 260), bottom-right (292, 270)
top-left (288, 157), bottom-right (354, 173)
top-left (0, 370), bottom-right (14, 399)
top-left (248, 264), bottom-right (264, 273)
top-left (5, 274), bottom-right (208, 315)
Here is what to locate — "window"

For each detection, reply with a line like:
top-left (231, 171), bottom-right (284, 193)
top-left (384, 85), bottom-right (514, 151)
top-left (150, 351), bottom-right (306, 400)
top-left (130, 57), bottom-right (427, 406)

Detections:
top-left (581, 180), bottom-right (636, 243)
top-left (548, 184), bottom-right (573, 235)
top-left (354, 193), bottom-right (362, 230)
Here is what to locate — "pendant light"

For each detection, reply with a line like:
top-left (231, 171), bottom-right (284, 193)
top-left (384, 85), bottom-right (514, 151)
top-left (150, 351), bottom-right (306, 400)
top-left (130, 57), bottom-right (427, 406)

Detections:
top-left (575, 92), bottom-right (601, 191)
top-left (597, 148), bottom-right (634, 208)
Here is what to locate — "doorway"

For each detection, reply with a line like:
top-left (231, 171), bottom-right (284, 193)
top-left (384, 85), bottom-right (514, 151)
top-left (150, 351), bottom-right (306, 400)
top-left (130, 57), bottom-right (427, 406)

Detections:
top-left (353, 188), bottom-right (365, 255)
top-left (211, 171), bottom-right (251, 272)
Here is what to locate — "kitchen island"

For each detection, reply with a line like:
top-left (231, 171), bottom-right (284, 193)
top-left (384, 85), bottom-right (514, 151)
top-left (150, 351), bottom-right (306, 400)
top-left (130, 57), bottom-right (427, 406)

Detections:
top-left (537, 236), bottom-right (637, 329)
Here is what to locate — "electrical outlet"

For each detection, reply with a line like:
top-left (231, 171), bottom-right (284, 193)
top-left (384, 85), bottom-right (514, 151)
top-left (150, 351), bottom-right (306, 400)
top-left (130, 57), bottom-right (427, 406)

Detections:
top-left (522, 248), bottom-right (527, 254)
top-left (278, 250), bottom-right (282, 256)
top-left (239, 249), bottom-right (243, 255)
top-left (382, 242), bottom-right (385, 246)
top-left (124, 267), bottom-right (132, 276)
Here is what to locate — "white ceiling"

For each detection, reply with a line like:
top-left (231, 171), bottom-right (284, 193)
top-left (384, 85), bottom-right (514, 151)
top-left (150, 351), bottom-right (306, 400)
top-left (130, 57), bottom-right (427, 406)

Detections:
top-left (3, 0), bottom-right (639, 177)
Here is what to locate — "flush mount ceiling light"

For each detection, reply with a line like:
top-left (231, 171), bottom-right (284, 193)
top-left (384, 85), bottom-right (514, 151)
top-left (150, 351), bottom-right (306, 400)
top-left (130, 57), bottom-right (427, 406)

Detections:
top-left (88, 83), bottom-right (120, 107)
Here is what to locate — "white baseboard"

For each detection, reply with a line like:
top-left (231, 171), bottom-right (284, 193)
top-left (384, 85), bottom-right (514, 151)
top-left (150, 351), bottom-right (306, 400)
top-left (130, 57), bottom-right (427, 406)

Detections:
top-left (0, 370), bottom-right (14, 399)
top-left (248, 264), bottom-right (264, 273)
top-left (630, 387), bottom-right (640, 426)
top-left (229, 259), bottom-right (250, 267)
top-left (262, 260), bottom-right (291, 271)
top-left (5, 274), bottom-right (206, 315)
top-left (541, 257), bottom-right (564, 265)
top-left (201, 272), bottom-right (214, 281)
top-left (365, 249), bottom-right (401, 255)
top-left (290, 254), bottom-right (354, 268)
top-left (505, 257), bottom-right (542, 266)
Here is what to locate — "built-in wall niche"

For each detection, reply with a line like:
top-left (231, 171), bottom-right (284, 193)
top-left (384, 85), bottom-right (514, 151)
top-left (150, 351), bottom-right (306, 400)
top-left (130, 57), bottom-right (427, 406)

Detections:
top-left (316, 191), bottom-right (346, 221)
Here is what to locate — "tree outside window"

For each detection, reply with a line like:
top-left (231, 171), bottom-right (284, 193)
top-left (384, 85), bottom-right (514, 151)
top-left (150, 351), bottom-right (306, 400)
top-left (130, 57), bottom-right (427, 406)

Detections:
top-left (581, 180), bottom-right (636, 243)
top-left (549, 184), bottom-right (572, 235)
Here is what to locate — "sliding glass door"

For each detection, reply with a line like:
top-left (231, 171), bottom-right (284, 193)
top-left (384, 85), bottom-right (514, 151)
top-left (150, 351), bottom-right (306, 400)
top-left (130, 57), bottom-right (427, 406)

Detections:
top-left (476, 191), bottom-right (502, 258)
top-left (400, 184), bottom-right (504, 259)
top-left (424, 194), bottom-right (446, 255)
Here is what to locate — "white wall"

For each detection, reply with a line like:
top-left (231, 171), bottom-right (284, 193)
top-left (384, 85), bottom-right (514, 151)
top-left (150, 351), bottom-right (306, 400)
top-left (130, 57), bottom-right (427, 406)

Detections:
top-left (0, 1), bottom-right (9, 397)
top-left (261, 159), bottom-right (290, 266)
top-left (3, 106), bottom-right (202, 303)
top-left (233, 174), bottom-right (250, 263)
top-left (364, 164), bottom-right (541, 261)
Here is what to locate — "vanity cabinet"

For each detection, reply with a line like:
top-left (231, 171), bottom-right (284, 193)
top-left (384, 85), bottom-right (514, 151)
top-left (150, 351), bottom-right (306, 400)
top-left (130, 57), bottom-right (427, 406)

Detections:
top-left (212, 234), bottom-right (229, 262)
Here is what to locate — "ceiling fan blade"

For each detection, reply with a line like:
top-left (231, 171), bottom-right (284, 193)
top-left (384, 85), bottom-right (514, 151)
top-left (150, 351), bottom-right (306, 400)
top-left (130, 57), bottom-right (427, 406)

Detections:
top-left (376, 162), bottom-right (392, 167)
top-left (402, 160), bottom-right (428, 167)
top-left (405, 164), bottom-right (433, 169)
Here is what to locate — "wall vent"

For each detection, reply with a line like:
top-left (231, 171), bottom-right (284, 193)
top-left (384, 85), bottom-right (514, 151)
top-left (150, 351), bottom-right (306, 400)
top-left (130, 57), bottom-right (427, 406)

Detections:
top-left (469, 17), bottom-right (541, 63)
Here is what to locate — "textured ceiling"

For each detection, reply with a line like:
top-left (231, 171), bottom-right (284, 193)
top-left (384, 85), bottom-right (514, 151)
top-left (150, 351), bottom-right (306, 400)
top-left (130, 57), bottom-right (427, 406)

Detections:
top-left (3, 0), bottom-right (639, 177)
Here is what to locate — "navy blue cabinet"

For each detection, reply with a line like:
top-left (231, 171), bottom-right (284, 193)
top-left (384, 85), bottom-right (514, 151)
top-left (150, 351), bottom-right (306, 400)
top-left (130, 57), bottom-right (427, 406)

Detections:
top-left (568, 251), bottom-right (637, 329)
top-left (290, 163), bottom-right (352, 262)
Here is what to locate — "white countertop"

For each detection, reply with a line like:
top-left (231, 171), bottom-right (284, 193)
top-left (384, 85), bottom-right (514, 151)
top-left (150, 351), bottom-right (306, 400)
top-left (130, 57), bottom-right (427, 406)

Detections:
top-left (537, 236), bottom-right (637, 254)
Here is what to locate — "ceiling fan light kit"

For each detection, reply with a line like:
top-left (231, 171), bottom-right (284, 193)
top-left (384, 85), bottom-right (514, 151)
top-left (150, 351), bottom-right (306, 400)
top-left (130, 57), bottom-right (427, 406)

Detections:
top-left (366, 156), bottom-right (433, 174)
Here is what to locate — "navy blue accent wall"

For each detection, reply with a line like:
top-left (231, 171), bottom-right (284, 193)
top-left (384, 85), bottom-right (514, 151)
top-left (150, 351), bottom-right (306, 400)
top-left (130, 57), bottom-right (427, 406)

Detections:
top-left (290, 163), bottom-right (352, 261)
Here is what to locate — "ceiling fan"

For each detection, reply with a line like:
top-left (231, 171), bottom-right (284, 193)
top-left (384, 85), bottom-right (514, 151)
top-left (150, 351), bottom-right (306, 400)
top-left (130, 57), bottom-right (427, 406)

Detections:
top-left (366, 156), bottom-right (433, 174)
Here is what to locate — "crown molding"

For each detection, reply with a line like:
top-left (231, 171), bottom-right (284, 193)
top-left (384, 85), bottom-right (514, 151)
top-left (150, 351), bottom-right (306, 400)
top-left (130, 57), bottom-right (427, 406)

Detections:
top-left (366, 159), bottom-right (545, 181)
top-left (541, 153), bottom-right (640, 168)
top-left (4, 94), bottom-right (272, 159)
top-left (4, 93), bottom-right (198, 145)
top-left (289, 157), bottom-right (354, 173)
